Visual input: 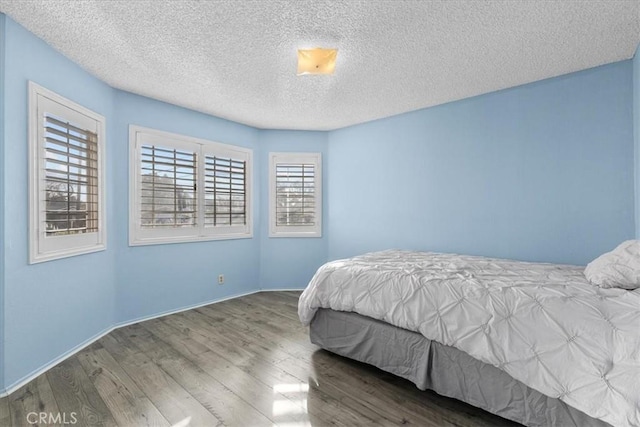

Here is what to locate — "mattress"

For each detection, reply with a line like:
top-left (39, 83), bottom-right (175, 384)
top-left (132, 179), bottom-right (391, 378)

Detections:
top-left (310, 308), bottom-right (609, 427)
top-left (299, 250), bottom-right (640, 427)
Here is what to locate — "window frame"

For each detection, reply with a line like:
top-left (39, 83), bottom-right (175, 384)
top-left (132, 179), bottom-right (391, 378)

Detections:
top-left (129, 125), bottom-right (253, 246)
top-left (28, 81), bottom-right (107, 264)
top-left (269, 152), bottom-right (322, 238)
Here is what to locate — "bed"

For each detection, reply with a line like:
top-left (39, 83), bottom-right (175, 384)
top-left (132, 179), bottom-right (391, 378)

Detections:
top-left (298, 250), bottom-right (640, 427)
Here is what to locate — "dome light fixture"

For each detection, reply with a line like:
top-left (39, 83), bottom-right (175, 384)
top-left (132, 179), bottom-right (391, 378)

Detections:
top-left (297, 48), bottom-right (338, 75)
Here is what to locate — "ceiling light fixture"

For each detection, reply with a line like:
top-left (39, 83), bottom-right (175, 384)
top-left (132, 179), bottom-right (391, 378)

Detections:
top-left (297, 48), bottom-right (338, 75)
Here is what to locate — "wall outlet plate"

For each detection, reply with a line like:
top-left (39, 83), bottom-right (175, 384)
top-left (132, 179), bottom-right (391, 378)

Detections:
top-left (218, 274), bottom-right (224, 285)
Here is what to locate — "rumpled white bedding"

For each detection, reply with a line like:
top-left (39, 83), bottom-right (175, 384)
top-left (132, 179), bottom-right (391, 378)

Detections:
top-left (298, 250), bottom-right (640, 427)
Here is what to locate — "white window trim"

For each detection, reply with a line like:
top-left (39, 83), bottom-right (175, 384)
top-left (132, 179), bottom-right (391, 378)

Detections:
top-left (28, 81), bottom-right (107, 264)
top-left (269, 152), bottom-right (322, 238)
top-left (129, 125), bottom-right (253, 246)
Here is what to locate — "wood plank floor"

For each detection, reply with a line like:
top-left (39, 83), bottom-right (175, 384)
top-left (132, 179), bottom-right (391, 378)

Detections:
top-left (0, 291), bottom-right (519, 426)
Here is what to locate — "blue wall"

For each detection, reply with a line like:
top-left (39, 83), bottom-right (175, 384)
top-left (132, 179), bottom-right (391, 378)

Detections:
top-left (327, 61), bottom-right (635, 265)
top-left (0, 13), bottom-right (6, 392)
top-left (2, 16), bottom-right (116, 388)
top-left (113, 91), bottom-right (261, 323)
top-left (258, 130), bottom-right (328, 289)
top-left (634, 44), bottom-right (640, 239)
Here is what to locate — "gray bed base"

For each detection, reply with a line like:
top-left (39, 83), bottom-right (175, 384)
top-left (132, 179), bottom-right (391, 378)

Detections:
top-left (309, 309), bottom-right (609, 427)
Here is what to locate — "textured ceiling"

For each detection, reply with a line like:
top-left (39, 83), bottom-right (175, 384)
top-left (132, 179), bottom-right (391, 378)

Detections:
top-left (1, 1), bottom-right (639, 130)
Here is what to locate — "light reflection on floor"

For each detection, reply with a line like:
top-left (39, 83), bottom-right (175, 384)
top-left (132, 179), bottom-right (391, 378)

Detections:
top-left (272, 383), bottom-right (312, 426)
top-left (172, 416), bottom-right (192, 426)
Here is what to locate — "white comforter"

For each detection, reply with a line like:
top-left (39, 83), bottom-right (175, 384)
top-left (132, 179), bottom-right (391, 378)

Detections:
top-left (299, 250), bottom-right (640, 427)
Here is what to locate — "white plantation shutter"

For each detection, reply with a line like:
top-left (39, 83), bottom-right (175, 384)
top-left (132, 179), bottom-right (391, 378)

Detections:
top-left (140, 145), bottom-right (197, 229)
top-left (29, 82), bottom-right (107, 264)
top-left (204, 156), bottom-right (247, 226)
top-left (130, 126), bottom-right (252, 245)
top-left (269, 153), bottom-right (322, 237)
top-left (43, 114), bottom-right (99, 235)
top-left (275, 163), bottom-right (316, 226)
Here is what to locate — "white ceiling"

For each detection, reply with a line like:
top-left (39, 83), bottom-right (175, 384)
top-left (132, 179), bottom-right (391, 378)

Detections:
top-left (1, 1), bottom-right (639, 131)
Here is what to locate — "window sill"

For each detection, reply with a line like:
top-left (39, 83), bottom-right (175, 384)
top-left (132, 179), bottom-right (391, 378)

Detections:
top-left (129, 232), bottom-right (254, 247)
top-left (268, 231), bottom-right (322, 238)
top-left (30, 243), bottom-right (106, 264)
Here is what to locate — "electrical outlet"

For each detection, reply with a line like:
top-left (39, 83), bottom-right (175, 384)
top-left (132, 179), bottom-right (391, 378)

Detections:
top-left (218, 274), bottom-right (224, 285)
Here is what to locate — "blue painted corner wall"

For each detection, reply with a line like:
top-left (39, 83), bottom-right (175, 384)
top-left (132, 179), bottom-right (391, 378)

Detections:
top-left (634, 43), bottom-right (640, 239)
top-left (0, 13), bottom-right (638, 394)
top-left (327, 61), bottom-right (635, 265)
top-left (2, 15), bottom-right (116, 389)
top-left (0, 13), bottom-right (6, 393)
top-left (112, 91), bottom-right (262, 324)
top-left (258, 130), bottom-right (329, 290)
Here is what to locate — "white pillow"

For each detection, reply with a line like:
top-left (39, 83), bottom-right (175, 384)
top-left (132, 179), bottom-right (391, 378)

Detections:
top-left (584, 240), bottom-right (640, 290)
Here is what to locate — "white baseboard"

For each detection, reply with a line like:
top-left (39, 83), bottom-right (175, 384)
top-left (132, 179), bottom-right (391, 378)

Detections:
top-left (0, 289), bottom-right (261, 398)
top-left (0, 326), bottom-right (114, 398)
top-left (259, 288), bottom-right (304, 292)
top-left (113, 289), bottom-right (259, 329)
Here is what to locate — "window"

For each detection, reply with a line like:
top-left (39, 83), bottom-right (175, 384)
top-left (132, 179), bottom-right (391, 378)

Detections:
top-left (28, 82), bottom-right (107, 263)
top-left (129, 126), bottom-right (252, 245)
top-left (29, 82), bottom-right (106, 264)
top-left (269, 152), bottom-right (322, 238)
